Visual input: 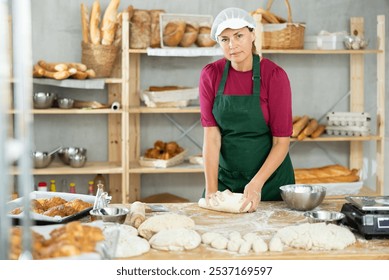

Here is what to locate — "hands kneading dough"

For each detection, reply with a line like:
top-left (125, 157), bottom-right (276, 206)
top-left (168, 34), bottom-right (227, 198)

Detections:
top-left (198, 190), bottom-right (252, 213)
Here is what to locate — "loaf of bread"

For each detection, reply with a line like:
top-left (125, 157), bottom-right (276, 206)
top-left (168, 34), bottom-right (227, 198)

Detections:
top-left (310, 124), bottom-right (326, 138)
top-left (294, 164), bottom-right (360, 184)
top-left (130, 9), bottom-right (151, 49)
top-left (297, 118), bottom-right (319, 140)
top-left (195, 25), bottom-right (216, 47)
top-left (149, 9), bottom-right (165, 48)
top-left (80, 3), bottom-right (90, 43)
top-left (163, 21), bottom-right (186, 47)
top-left (101, 0), bottom-right (120, 45)
top-left (179, 22), bottom-right (199, 47)
top-left (292, 115), bottom-right (309, 137)
top-left (89, 0), bottom-right (101, 45)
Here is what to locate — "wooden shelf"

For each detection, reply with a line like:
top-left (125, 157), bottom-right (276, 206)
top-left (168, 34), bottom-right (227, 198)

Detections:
top-left (33, 78), bottom-right (122, 89)
top-left (128, 106), bottom-right (200, 113)
top-left (129, 161), bottom-right (203, 174)
top-left (31, 108), bottom-right (122, 114)
top-left (11, 161), bottom-right (123, 175)
top-left (290, 135), bottom-right (382, 142)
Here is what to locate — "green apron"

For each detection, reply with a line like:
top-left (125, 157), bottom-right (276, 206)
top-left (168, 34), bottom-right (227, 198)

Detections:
top-left (211, 55), bottom-right (295, 201)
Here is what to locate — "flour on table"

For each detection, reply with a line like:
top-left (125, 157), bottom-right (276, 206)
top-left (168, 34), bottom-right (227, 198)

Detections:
top-left (198, 190), bottom-right (252, 213)
top-left (149, 228), bottom-right (201, 251)
top-left (269, 222), bottom-right (356, 251)
top-left (138, 213), bottom-right (195, 240)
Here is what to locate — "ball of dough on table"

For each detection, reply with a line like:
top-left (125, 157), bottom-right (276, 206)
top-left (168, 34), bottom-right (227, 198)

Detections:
top-left (269, 236), bottom-right (283, 252)
top-left (149, 228), bottom-right (201, 251)
top-left (211, 236), bottom-right (229, 250)
top-left (138, 213), bottom-right (195, 240)
top-left (252, 237), bottom-right (268, 253)
top-left (198, 190), bottom-right (252, 213)
top-left (228, 231), bottom-right (242, 241)
top-left (201, 231), bottom-right (223, 245)
top-left (227, 238), bottom-right (243, 252)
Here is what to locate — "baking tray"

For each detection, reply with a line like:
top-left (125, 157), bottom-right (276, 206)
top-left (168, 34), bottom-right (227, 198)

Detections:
top-left (8, 191), bottom-right (95, 225)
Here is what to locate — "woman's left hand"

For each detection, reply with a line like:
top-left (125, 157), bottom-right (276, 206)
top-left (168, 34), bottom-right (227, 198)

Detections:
top-left (240, 182), bottom-right (262, 212)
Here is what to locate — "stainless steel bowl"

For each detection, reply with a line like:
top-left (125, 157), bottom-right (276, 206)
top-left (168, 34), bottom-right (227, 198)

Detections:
top-left (57, 97), bottom-right (74, 109)
top-left (304, 210), bottom-right (345, 224)
top-left (343, 35), bottom-right (369, 50)
top-left (89, 207), bottom-right (129, 224)
top-left (280, 184), bottom-right (326, 211)
top-left (31, 151), bottom-right (55, 168)
top-left (58, 147), bottom-right (87, 165)
top-left (33, 92), bottom-right (55, 109)
top-left (69, 153), bottom-right (87, 168)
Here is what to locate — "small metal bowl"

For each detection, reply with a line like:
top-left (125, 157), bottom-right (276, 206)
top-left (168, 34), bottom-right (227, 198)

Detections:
top-left (90, 207), bottom-right (129, 224)
top-left (33, 92), bottom-right (55, 109)
top-left (304, 210), bottom-right (345, 224)
top-left (343, 35), bottom-right (369, 50)
top-left (31, 151), bottom-right (55, 168)
top-left (58, 147), bottom-right (87, 165)
top-left (57, 97), bottom-right (74, 109)
top-left (69, 153), bottom-right (87, 168)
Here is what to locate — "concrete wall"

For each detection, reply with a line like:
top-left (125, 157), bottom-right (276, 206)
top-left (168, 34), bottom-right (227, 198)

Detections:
top-left (29, 0), bottom-right (389, 200)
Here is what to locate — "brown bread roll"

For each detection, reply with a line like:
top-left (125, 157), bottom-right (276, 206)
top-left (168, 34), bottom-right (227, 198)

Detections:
top-left (163, 21), bottom-right (186, 47)
top-left (179, 22), bottom-right (199, 47)
top-left (195, 25), bottom-right (216, 47)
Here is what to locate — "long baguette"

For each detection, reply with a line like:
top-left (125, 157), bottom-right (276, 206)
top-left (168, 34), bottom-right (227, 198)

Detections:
top-left (292, 115), bottom-right (309, 137)
top-left (38, 60), bottom-right (68, 72)
top-left (294, 164), bottom-right (355, 180)
top-left (80, 3), bottom-right (90, 43)
top-left (297, 118), bottom-right (319, 140)
top-left (310, 124), bottom-right (326, 139)
top-left (90, 0), bottom-right (101, 45)
top-left (101, 0), bottom-right (120, 45)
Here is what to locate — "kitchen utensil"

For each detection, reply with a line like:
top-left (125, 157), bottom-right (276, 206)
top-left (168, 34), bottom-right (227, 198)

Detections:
top-left (57, 97), bottom-right (74, 109)
top-left (280, 184), bottom-right (326, 211)
top-left (304, 210), bottom-right (345, 224)
top-left (47, 146), bottom-right (63, 156)
top-left (31, 151), bottom-right (55, 168)
top-left (69, 153), bottom-right (87, 168)
top-left (58, 147), bottom-right (87, 165)
top-left (89, 207), bottom-right (129, 224)
top-left (33, 92), bottom-right (55, 109)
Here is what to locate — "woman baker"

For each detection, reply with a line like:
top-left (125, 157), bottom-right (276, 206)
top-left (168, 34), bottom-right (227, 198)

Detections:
top-left (199, 7), bottom-right (295, 212)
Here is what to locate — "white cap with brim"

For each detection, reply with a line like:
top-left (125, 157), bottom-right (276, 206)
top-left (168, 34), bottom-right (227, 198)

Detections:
top-left (211, 7), bottom-right (256, 41)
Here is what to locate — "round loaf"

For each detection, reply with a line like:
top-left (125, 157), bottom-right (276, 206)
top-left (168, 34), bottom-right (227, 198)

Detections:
top-left (179, 22), bottom-right (199, 47)
top-left (196, 34), bottom-right (216, 47)
top-left (163, 21), bottom-right (186, 47)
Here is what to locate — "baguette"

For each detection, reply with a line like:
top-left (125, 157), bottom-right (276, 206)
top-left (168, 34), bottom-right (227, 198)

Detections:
top-left (292, 115), bottom-right (309, 137)
top-left (297, 118), bottom-right (319, 140)
top-left (310, 124), bottom-right (326, 139)
top-left (70, 71), bottom-right (88, 80)
top-left (90, 0), bottom-right (101, 45)
top-left (38, 60), bottom-right (68, 72)
top-left (80, 3), bottom-right (90, 44)
top-left (292, 116), bottom-right (301, 123)
top-left (86, 69), bottom-right (96, 78)
top-left (67, 62), bottom-right (87, 72)
top-left (294, 164), bottom-right (355, 180)
top-left (296, 171), bottom-right (360, 184)
top-left (101, 0), bottom-right (120, 45)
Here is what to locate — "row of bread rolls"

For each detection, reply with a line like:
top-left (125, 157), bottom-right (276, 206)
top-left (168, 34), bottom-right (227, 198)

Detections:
top-left (81, 0), bottom-right (122, 46)
top-left (292, 115), bottom-right (326, 140)
top-left (163, 21), bottom-right (216, 48)
top-left (294, 164), bottom-right (360, 184)
top-left (33, 60), bottom-right (96, 80)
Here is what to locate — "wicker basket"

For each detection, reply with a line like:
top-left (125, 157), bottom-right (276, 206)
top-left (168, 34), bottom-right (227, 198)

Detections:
top-left (139, 150), bottom-right (187, 168)
top-left (81, 42), bottom-right (119, 78)
top-left (262, 0), bottom-right (305, 49)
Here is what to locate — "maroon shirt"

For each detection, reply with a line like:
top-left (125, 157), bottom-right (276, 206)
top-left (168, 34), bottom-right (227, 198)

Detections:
top-left (199, 57), bottom-right (293, 137)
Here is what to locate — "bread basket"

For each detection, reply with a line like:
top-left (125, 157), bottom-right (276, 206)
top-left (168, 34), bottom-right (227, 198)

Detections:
top-left (81, 42), bottom-right (119, 78)
top-left (261, 0), bottom-right (305, 49)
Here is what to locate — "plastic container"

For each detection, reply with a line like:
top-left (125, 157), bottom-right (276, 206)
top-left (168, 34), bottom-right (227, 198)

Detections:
top-left (304, 34), bottom-right (346, 50)
top-left (38, 182), bottom-right (48, 192)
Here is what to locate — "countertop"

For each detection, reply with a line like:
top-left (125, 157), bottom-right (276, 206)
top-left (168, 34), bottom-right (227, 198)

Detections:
top-left (116, 199), bottom-right (389, 260)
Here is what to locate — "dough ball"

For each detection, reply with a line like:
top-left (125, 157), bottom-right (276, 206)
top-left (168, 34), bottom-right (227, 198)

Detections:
top-left (201, 232), bottom-right (223, 245)
top-left (211, 236), bottom-right (229, 250)
top-left (243, 232), bottom-right (257, 242)
top-left (138, 213), bottom-right (195, 240)
top-left (228, 231), bottom-right (242, 241)
top-left (149, 228), bottom-right (201, 251)
top-left (252, 237), bottom-right (268, 253)
top-left (198, 190), bottom-right (251, 213)
top-left (269, 236), bottom-right (283, 252)
top-left (227, 238), bottom-right (243, 252)
top-left (275, 223), bottom-right (356, 251)
top-left (238, 240), bottom-right (252, 254)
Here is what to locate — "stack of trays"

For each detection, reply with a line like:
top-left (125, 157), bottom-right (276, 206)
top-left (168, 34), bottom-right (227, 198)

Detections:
top-left (325, 112), bottom-right (371, 136)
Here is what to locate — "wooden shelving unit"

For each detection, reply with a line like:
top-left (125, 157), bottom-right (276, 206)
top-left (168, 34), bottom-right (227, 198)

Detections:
top-left (124, 15), bottom-right (385, 202)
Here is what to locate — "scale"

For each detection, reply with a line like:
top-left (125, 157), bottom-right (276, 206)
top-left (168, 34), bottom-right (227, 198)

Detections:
top-left (341, 196), bottom-right (389, 239)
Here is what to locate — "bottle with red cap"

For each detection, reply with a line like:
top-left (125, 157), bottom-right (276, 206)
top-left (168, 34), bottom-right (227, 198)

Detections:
top-left (38, 182), bottom-right (48, 192)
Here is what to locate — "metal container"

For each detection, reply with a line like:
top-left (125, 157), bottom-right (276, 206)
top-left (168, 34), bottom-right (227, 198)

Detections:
top-left (58, 147), bottom-right (87, 165)
top-left (57, 97), bottom-right (74, 109)
top-left (69, 153), bottom-right (87, 168)
top-left (31, 151), bottom-right (54, 168)
top-left (304, 210), bottom-right (345, 224)
top-left (280, 184), bottom-right (326, 211)
top-left (90, 207), bottom-right (129, 224)
top-left (33, 92), bottom-right (55, 109)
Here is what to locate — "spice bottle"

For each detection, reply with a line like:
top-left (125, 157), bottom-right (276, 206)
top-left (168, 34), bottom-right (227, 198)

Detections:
top-left (69, 182), bottom-right (76, 193)
top-left (38, 182), bottom-right (48, 192)
top-left (93, 174), bottom-right (106, 192)
top-left (88, 180), bottom-right (94, 195)
top-left (50, 179), bottom-right (56, 192)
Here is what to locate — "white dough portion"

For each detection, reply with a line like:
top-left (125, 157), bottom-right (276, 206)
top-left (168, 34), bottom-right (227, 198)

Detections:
top-left (149, 228), bottom-right (201, 251)
top-left (138, 213), bottom-right (195, 240)
top-left (274, 223), bottom-right (356, 251)
top-left (269, 236), bottom-right (283, 252)
top-left (227, 238), bottom-right (243, 252)
top-left (252, 237), bottom-right (268, 253)
top-left (202, 232), bottom-right (223, 245)
top-left (211, 236), bottom-right (229, 250)
top-left (198, 190), bottom-right (252, 213)
top-left (228, 231), bottom-right (242, 241)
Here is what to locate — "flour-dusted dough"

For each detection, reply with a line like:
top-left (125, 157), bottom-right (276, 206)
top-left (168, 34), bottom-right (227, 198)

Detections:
top-left (228, 231), bottom-right (242, 241)
top-left (149, 228), bottom-right (201, 251)
top-left (211, 236), bottom-right (229, 250)
top-left (227, 238), bottom-right (243, 252)
top-left (271, 223), bottom-right (356, 251)
top-left (103, 224), bottom-right (150, 258)
top-left (238, 240), bottom-right (252, 254)
top-left (252, 237), bottom-right (268, 253)
top-left (138, 213), bottom-right (195, 240)
top-left (198, 190), bottom-right (252, 213)
top-left (202, 232), bottom-right (223, 245)
top-left (269, 236), bottom-right (283, 252)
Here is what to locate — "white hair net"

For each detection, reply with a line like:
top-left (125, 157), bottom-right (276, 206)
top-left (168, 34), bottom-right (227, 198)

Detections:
top-left (211, 7), bottom-right (256, 41)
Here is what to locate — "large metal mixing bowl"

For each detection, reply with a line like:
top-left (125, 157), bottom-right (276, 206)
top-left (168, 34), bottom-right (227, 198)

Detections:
top-left (33, 92), bottom-right (55, 109)
top-left (89, 207), bottom-right (129, 224)
top-left (31, 151), bottom-right (55, 168)
top-left (280, 184), bottom-right (326, 211)
top-left (58, 147), bottom-right (87, 165)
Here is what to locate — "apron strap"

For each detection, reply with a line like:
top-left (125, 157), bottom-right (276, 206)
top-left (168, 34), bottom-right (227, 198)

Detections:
top-left (217, 59), bottom-right (230, 96)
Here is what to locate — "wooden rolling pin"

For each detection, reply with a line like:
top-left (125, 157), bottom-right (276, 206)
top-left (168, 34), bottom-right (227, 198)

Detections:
top-left (129, 201), bottom-right (146, 228)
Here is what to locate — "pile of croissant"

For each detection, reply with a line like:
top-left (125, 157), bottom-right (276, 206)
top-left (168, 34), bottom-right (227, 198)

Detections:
top-left (144, 140), bottom-right (184, 160)
top-left (10, 221), bottom-right (104, 260)
top-left (10, 196), bottom-right (92, 218)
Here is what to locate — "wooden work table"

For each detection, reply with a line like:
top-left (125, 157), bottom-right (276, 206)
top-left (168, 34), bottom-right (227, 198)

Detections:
top-left (117, 199), bottom-right (389, 260)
